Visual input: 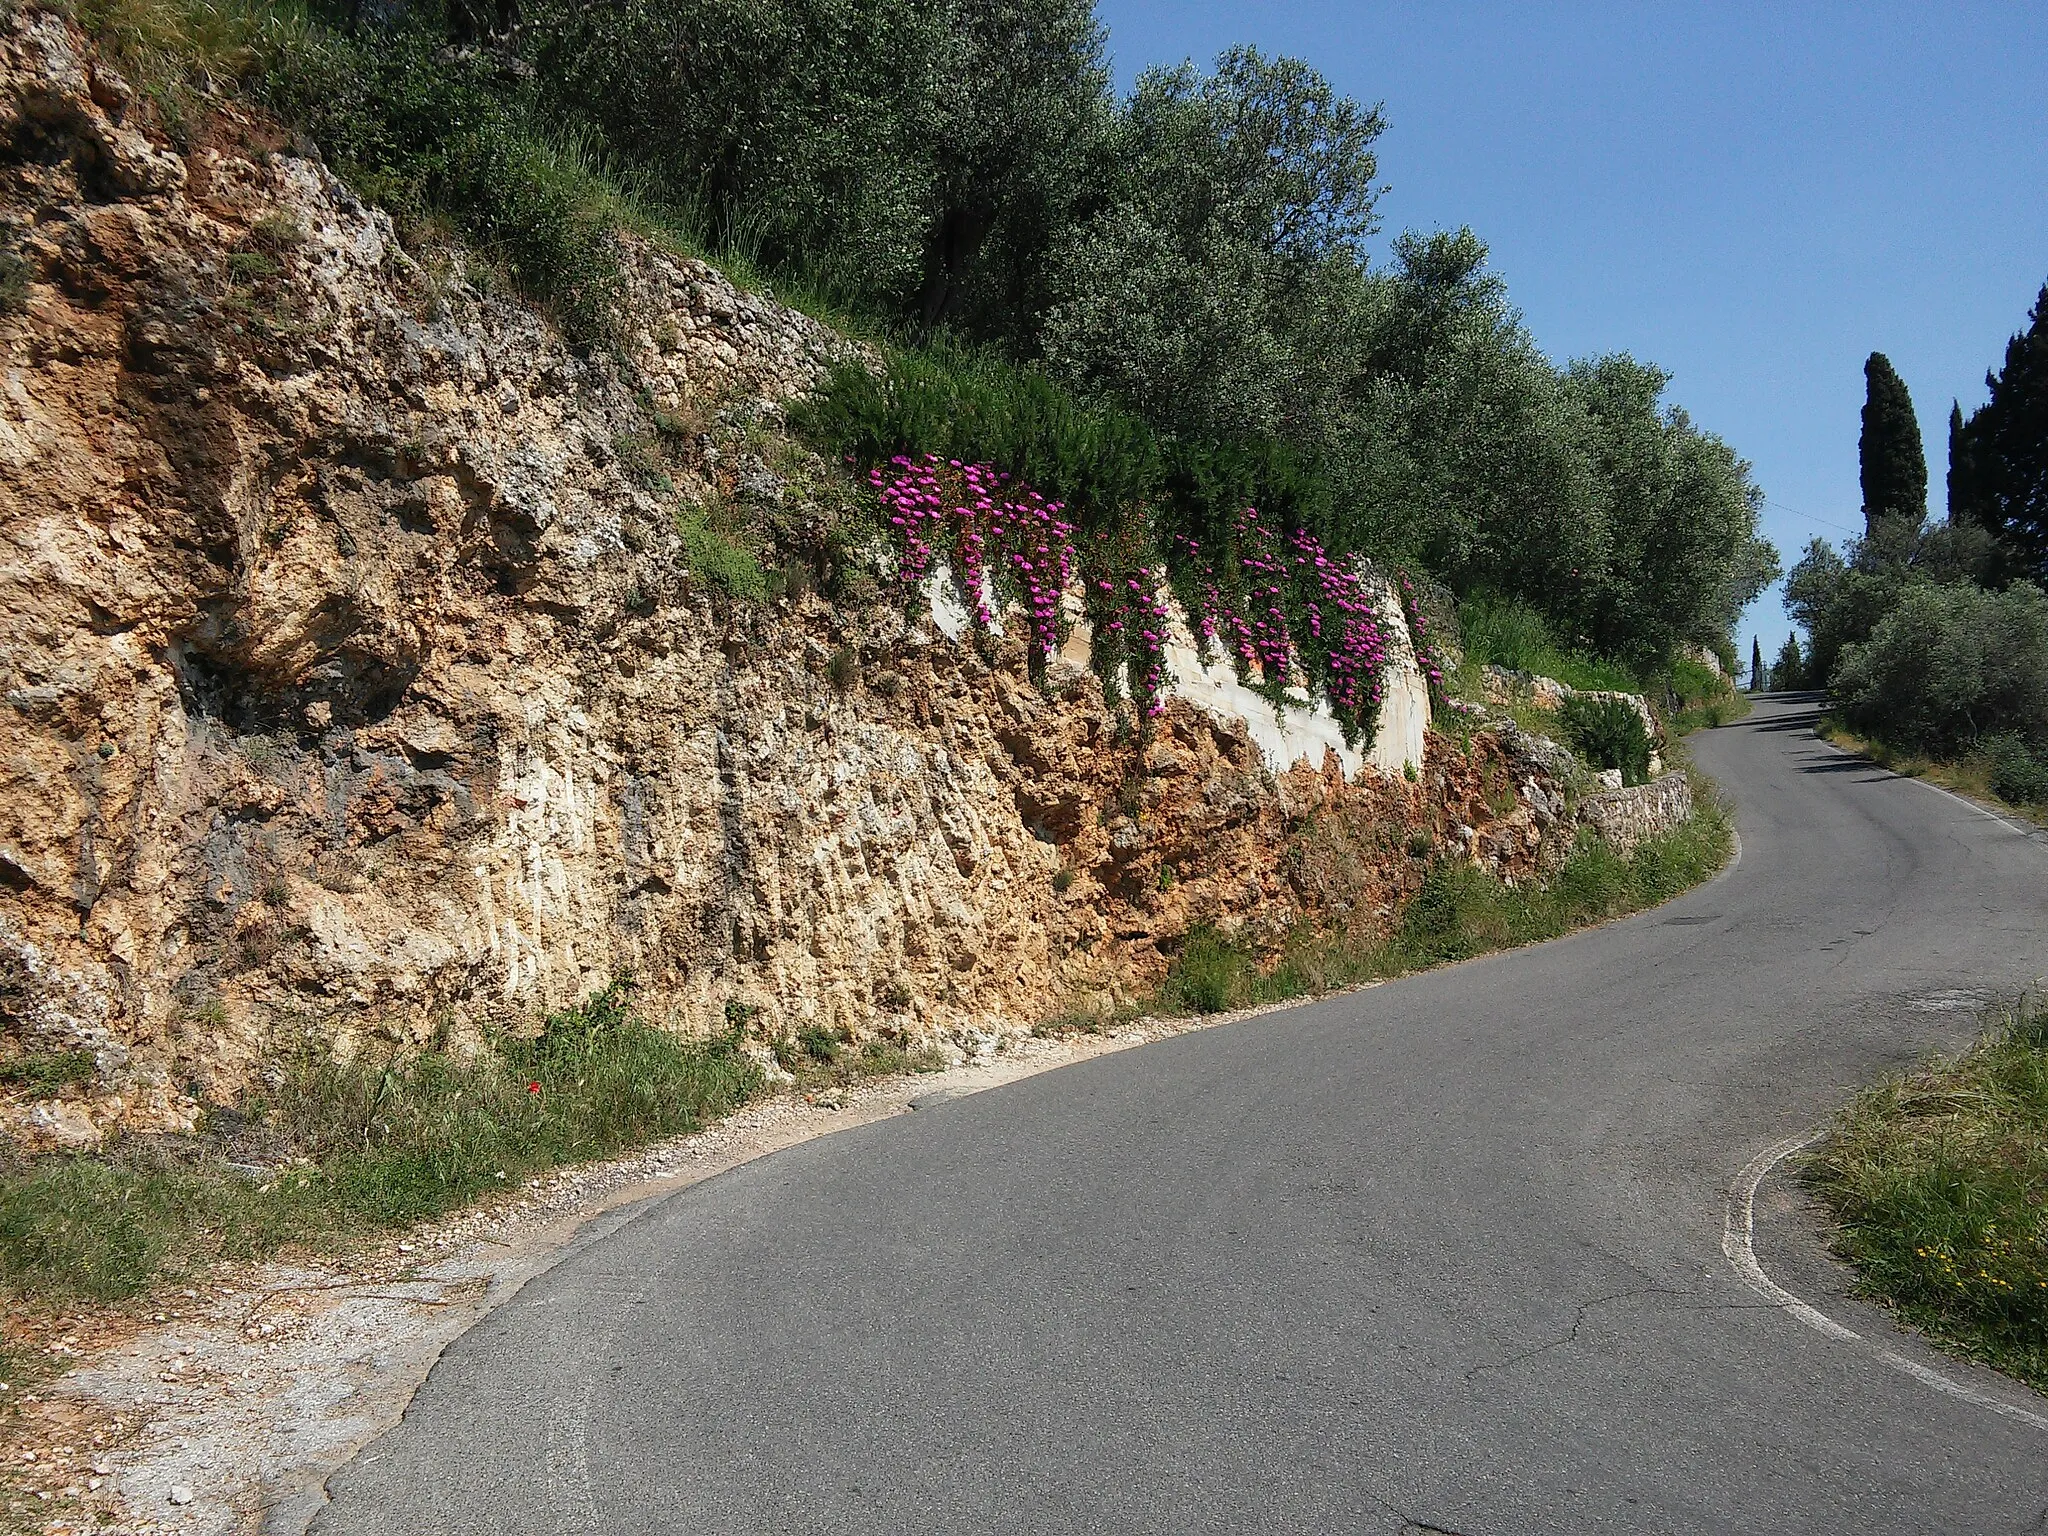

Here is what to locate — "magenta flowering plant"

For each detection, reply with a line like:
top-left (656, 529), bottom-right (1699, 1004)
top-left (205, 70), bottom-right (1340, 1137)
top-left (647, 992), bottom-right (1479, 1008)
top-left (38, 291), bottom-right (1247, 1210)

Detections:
top-left (1397, 570), bottom-right (1454, 712)
top-left (1175, 506), bottom-right (1392, 749)
top-left (871, 455), bottom-right (1174, 712)
top-left (871, 454), bottom-right (1076, 669)
top-left (1080, 520), bottom-right (1174, 718)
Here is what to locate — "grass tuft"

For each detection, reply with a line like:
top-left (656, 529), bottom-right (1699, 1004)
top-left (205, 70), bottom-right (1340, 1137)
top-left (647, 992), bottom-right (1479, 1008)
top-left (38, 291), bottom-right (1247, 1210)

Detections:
top-left (1806, 996), bottom-right (2048, 1390)
top-left (0, 977), bottom-right (759, 1302)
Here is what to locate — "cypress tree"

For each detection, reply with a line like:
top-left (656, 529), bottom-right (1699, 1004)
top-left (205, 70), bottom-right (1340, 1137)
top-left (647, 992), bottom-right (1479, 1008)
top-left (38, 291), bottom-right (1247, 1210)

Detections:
top-left (1860, 352), bottom-right (1927, 535)
top-left (1946, 400), bottom-right (1976, 525)
top-left (1771, 634), bottom-right (1804, 692)
top-left (1751, 635), bottom-right (1765, 692)
top-left (1964, 281), bottom-right (2048, 577)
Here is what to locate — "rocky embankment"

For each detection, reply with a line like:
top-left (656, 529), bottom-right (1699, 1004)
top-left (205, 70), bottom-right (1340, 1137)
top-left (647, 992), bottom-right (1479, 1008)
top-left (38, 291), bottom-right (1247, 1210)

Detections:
top-left (0, 13), bottom-right (1686, 1150)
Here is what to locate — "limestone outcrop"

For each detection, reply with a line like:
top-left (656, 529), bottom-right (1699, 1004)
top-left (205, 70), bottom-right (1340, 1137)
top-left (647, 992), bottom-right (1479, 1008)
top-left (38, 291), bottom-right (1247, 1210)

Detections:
top-left (0, 14), bottom-right (1662, 1149)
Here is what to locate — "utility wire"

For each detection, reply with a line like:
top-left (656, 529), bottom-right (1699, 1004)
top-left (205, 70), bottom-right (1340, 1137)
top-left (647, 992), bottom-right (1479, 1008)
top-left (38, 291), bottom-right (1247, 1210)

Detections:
top-left (1761, 497), bottom-right (1860, 537)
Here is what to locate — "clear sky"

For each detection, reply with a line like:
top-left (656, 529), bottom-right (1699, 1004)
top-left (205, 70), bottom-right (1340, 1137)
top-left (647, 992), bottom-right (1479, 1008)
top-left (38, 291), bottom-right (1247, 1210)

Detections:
top-left (1092, 0), bottom-right (2048, 668)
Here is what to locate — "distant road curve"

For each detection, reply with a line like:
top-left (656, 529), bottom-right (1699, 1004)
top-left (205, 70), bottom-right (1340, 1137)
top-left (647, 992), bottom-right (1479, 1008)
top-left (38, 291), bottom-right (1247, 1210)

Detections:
top-left (316, 695), bottom-right (2048, 1536)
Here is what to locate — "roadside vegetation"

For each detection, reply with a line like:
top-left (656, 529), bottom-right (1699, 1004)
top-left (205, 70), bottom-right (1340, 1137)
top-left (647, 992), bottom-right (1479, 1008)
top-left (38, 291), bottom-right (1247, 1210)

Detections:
top-left (2, 768), bottom-right (1735, 1307)
top-left (1813, 718), bottom-right (2048, 830)
top-left (0, 979), bottom-right (757, 1302)
top-left (1806, 996), bottom-right (2048, 1391)
top-left (1151, 780), bottom-right (1732, 1016)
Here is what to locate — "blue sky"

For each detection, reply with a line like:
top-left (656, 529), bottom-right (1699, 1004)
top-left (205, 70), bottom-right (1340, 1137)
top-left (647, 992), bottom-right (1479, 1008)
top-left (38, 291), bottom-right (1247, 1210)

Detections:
top-left (1093, 1), bottom-right (2048, 668)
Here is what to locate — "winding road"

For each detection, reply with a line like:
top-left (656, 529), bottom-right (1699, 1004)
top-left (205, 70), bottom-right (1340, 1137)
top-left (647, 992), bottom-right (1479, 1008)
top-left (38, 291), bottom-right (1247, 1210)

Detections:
top-left (314, 695), bottom-right (2048, 1535)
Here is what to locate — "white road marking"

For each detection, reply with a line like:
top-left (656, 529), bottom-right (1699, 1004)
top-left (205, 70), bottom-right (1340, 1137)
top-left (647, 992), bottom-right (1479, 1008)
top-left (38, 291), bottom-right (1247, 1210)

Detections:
top-left (1807, 733), bottom-right (2040, 838)
top-left (1723, 1134), bottom-right (2048, 1432)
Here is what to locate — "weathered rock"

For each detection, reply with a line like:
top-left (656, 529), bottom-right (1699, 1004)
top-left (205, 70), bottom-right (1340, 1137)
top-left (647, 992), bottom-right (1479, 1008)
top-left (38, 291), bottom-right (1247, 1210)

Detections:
top-left (0, 15), bottom-right (1617, 1147)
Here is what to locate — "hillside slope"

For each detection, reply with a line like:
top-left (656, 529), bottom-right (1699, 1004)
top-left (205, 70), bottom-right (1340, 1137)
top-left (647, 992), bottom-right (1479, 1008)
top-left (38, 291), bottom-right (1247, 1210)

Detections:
top-left (0, 13), bottom-right (1645, 1145)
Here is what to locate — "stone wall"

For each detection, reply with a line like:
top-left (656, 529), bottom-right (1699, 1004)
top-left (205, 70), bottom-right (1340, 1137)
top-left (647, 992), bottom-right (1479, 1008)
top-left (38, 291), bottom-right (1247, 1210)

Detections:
top-left (1575, 773), bottom-right (1696, 860)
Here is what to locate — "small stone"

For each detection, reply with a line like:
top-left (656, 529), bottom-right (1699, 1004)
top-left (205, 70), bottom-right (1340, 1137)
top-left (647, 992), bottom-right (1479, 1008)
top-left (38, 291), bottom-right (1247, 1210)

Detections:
top-left (169, 1485), bottom-right (193, 1505)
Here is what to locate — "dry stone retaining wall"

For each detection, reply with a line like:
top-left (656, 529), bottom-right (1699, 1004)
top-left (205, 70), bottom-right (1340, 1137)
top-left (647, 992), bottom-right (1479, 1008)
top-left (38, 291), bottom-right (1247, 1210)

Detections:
top-left (1575, 773), bottom-right (1696, 859)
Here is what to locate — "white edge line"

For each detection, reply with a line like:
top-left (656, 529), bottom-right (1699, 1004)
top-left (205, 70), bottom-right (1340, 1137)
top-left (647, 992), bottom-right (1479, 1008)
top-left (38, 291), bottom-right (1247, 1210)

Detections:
top-left (1809, 733), bottom-right (2039, 838)
top-left (1724, 1133), bottom-right (2048, 1433)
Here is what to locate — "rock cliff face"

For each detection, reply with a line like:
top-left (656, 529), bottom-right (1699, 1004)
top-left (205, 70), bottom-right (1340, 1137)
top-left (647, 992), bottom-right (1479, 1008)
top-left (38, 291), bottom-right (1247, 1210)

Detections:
top-left (0, 14), bottom-right (1606, 1146)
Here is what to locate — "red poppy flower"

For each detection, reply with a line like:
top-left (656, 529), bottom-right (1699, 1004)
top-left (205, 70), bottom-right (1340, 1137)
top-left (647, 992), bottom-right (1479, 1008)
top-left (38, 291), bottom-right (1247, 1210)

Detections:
top-left (527, 1081), bottom-right (541, 1095)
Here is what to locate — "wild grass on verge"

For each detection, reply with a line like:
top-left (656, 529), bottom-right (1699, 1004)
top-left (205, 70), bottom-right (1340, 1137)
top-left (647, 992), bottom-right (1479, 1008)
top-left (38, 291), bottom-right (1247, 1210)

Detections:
top-left (0, 979), bottom-right (759, 1302)
top-left (1805, 998), bottom-right (2048, 1391)
top-left (1455, 593), bottom-right (1641, 694)
top-left (1155, 791), bottom-right (1734, 1016)
top-left (1816, 717), bottom-right (2048, 828)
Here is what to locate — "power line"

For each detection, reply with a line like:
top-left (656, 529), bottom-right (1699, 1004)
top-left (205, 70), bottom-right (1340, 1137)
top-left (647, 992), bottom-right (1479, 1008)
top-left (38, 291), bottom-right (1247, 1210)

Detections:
top-left (1761, 497), bottom-right (1860, 537)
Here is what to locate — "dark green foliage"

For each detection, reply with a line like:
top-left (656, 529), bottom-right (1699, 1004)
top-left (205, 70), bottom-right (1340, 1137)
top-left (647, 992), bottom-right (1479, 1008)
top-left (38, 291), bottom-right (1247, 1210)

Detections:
top-left (1831, 581), bottom-right (2048, 758)
top-left (1558, 694), bottom-right (1652, 785)
top-left (1860, 352), bottom-right (1928, 536)
top-left (1954, 282), bottom-right (2048, 579)
top-left (1752, 636), bottom-right (1765, 692)
top-left (1035, 45), bottom-right (1384, 441)
top-left (1946, 399), bottom-right (1975, 526)
top-left (1980, 733), bottom-right (2048, 807)
top-left (0, 222), bottom-right (28, 313)
top-left (1807, 997), bottom-right (2048, 1390)
top-left (1770, 633), bottom-right (1805, 691)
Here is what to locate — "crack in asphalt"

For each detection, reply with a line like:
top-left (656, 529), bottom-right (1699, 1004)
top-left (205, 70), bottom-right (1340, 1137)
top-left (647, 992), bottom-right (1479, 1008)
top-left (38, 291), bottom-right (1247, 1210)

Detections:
top-left (1461, 1286), bottom-right (1676, 1380)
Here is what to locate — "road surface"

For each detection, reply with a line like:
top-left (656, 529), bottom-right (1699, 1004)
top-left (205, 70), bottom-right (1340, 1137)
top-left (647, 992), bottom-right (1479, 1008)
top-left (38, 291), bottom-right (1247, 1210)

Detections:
top-left (314, 695), bottom-right (2048, 1534)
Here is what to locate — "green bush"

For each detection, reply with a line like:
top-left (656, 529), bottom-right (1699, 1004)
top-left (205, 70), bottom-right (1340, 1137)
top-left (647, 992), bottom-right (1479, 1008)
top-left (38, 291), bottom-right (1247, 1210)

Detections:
top-left (1981, 733), bottom-right (2048, 807)
top-left (1833, 580), bottom-right (2048, 758)
top-left (1559, 694), bottom-right (1652, 785)
top-left (677, 508), bottom-right (768, 600)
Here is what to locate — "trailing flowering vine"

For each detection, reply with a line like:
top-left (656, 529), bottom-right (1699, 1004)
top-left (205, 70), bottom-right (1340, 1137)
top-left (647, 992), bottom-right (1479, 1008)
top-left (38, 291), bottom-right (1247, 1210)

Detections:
top-left (871, 454), bottom-right (1075, 666)
top-left (1398, 571), bottom-right (1453, 711)
top-left (870, 454), bottom-right (1173, 716)
top-left (1175, 506), bottom-right (1394, 749)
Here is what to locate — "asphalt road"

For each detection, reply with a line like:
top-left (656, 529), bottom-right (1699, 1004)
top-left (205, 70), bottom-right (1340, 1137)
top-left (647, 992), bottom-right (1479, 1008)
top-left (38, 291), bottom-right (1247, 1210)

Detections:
top-left (315, 695), bottom-right (2048, 1535)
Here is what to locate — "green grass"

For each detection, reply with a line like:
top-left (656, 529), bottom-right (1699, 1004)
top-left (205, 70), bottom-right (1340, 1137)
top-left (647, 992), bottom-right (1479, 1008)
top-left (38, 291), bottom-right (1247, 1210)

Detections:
top-left (1668, 690), bottom-right (1752, 734)
top-left (1154, 788), bottom-right (1733, 1016)
top-left (1805, 997), bottom-right (2048, 1391)
top-left (1457, 593), bottom-right (1640, 693)
top-left (0, 978), bottom-right (759, 1302)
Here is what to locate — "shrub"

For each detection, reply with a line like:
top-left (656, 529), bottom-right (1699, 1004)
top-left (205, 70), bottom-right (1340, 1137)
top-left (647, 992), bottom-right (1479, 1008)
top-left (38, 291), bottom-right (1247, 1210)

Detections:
top-left (1833, 580), bottom-right (2048, 758)
top-left (677, 508), bottom-right (768, 600)
top-left (0, 223), bottom-right (29, 313)
top-left (0, 1050), bottom-right (97, 1094)
top-left (1559, 694), bottom-right (1652, 785)
top-left (1981, 733), bottom-right (2048, 807)
top-left (1162, 926), bottom-right (1261, 1014)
